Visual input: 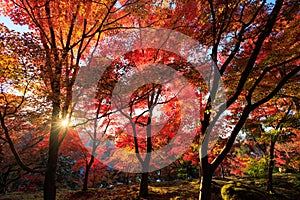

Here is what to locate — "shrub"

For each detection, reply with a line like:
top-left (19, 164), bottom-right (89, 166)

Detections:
top-left (246, 156), bottom-right (269, 178)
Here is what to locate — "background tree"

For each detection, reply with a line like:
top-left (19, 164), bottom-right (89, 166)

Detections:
top-left (97, 53), bottom-right (180, 197)
top-left (0, 24), bottom-right (50, 192)
top-left (245, 96), bottom-right (299, 193)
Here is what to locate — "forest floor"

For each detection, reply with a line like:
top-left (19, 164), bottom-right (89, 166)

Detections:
top-left (0, 173), bottom-right (299, 200)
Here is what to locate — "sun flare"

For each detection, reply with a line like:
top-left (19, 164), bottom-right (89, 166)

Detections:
top-left (61, 119), bottom-right (69, 127)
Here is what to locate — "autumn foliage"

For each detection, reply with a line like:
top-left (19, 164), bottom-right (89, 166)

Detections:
top-left (0, 0), bottom-right (299, 200)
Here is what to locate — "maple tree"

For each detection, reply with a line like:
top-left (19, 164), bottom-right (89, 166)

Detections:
top-left (153, 0), bottom-right (300, 199)
top-left (0, 24), bottom-right (48, 167)
top-left (273, 69), bottom-right (300, 174)
top-left (245, 95), bottom-right (299, 193)
top-left (0, 0), bottom-right (159, 199)
top-left (71, 102), bottom-right (112, 191)
top-left (70, 56), bottom-right (118, 191)
top-left (0, 24), bottom-right (50, 192)
top-left (91, 48), bottom-right (198, 197)
top-left (117, 82), bottom-right (180, 197)
top-left (275, 129), bottom-right (300, 173)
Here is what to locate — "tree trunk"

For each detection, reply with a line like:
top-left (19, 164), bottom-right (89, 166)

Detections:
top-left (138, 112), bottom-right (152, 198)
top-left (44, 99), bottom-right (60, 200)
top-left (199, 156), bottom-right (213, 200)
top-left (126, 173), bottom-right (130, 185)
top-left (267, 140), bottom-right (276, 193)
top-left (1, 169), bottom-right (9, 194)
top-left (199, 173), bottom-right (213, 200)
top-left (220, 164), bottom-right (225, 179)
top-left (139, 172), bottom-right (149, 198)
top-left (83, 155), bottom-right (94, 191)
top-left (44, 131), bottom-right (59, 200)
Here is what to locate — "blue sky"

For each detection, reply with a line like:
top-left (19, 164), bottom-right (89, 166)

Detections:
top-left (0, 16), bottom-right (30, 32)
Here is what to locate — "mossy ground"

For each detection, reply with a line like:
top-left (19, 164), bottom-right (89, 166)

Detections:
top-left (0, 173), bottom-right (299, 200)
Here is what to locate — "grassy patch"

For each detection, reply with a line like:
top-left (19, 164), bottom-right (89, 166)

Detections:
top-left (221, 181), bottom-right (268, 200)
